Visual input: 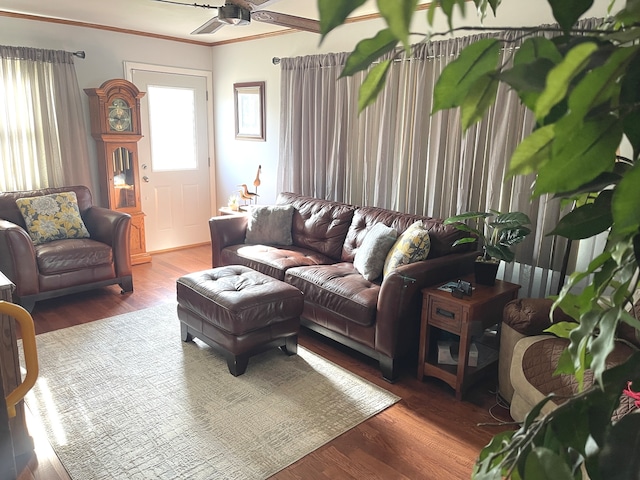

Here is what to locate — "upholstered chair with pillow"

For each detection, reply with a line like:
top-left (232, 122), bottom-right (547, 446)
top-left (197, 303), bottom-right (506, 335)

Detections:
top-left (0, 185), bottom-right (133, 311)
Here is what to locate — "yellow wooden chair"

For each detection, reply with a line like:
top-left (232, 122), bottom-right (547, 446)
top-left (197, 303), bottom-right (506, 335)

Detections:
top-left (1, 301), bottom-right (38, 418)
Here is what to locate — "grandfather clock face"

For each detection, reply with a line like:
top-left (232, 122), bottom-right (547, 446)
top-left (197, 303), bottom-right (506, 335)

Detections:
top-left (108, 98), bottom-right (132, 132)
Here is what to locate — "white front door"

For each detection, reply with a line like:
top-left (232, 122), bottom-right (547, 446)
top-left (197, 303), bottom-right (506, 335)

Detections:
top-left (131, 69), bottom-right (211, 252)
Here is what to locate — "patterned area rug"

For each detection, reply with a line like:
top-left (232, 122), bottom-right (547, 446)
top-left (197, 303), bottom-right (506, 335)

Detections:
top-left (22, 302), bottom-right (399, 480)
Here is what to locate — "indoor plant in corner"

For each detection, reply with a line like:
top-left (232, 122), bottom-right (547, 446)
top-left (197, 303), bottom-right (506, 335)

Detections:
top-left (319, 0), bottom-right (640, 478)
top-left (444, 211), bottom-right (531, 285)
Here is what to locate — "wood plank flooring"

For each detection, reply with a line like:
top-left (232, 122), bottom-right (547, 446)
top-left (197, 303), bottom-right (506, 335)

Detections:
top-left (15, 244), bottom-right (515, 480)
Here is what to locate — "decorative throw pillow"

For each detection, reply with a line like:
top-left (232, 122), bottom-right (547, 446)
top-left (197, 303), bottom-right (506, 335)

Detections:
top-left (245, 204), bottom-right (294, 246)
top-left (15, 191), bottom-right (90, 245)
top-left (354, 223), bottom-right (398, 281)
top-left (383, 220), bottom-right (431, 277)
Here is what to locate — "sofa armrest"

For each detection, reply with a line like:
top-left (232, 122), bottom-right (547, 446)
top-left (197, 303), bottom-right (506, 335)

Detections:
top-left (0, 219), bottom-right (39, 297)
top-left (374, 250), bottom-right (478, 358)
top-left (503, 298), bottom-right (574, 336)
top-left (209, 215), bottom-right (249, 267)
top-left (82, 207), bottom-right (132, 277)
top-left (509, 334), bottom-right (559, 422)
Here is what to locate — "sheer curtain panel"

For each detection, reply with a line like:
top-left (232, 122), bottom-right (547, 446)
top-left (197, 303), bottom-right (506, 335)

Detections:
top-left (0, 46), bottom-right (92, 192)
top-left (276, 22), bottom-right (609, 297)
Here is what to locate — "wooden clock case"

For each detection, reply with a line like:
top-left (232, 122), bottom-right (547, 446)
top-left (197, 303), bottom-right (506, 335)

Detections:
top-left (85, 79), bottom-right (151, 265)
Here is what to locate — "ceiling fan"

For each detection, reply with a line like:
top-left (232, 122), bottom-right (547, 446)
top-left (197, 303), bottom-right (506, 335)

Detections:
top-left (153, 0), bottom-right (321, 35)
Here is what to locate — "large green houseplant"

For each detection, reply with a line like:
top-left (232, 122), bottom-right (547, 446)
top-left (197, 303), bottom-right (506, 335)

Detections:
top-left (319, 0), bottom-right (640, 478)
top-left (445, 210), bottom-right (532, 285)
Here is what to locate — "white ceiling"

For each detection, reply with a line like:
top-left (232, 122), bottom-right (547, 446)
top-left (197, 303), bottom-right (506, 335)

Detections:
top-left (0, 0), bottom-right (392, 45)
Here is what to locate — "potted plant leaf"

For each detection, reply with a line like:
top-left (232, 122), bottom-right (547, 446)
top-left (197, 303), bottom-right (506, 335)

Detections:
top-left (227, 194), bottom-right (240, 212)
top-left (444, 210), bottom-right (532, 285)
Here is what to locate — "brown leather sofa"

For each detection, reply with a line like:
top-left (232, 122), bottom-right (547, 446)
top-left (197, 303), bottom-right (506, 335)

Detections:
top-left (0, 185), bottom-right (133, 311)
top-left (499, 298), bottom-right (638, 421)
top-left (209, 192), bottom-right (478, 381)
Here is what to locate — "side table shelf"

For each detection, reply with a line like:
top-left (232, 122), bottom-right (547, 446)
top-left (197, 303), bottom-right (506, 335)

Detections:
top-left (417, 279), bottom-right (520, 400)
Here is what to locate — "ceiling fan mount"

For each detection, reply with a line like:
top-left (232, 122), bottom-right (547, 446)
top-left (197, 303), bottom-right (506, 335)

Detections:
top-left (217, 4), bottom-right (250, 26)
top-left (152, 0), bottom-right (320, 36)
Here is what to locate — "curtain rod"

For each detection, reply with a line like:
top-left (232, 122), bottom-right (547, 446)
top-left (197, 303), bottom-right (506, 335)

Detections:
top-left (272, 57), bottom-right (280, 65)
top-left (72, 51), bottom-right (86, 59)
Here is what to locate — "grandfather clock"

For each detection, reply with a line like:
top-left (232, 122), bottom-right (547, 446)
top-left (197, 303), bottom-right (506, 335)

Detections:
top-left (85, 79), bottom-right (151, 265)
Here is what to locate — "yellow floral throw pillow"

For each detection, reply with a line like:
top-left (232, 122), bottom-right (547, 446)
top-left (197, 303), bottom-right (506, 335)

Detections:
top-left (383, 220), bottom-right (431, 277)
top-left (16, 192), bottom-right (90, 245)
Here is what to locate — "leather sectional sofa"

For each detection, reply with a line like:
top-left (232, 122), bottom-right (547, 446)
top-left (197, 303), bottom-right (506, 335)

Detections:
top-left (209, 192), bottom-right (478, 381)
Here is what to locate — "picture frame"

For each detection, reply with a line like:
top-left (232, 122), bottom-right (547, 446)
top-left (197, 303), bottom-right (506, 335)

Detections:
top-left (234, 81), bottom-right (265, 141)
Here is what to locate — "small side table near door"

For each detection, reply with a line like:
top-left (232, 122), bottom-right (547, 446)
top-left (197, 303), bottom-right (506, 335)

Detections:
top-left (417, 279), bottom-right (520, 400)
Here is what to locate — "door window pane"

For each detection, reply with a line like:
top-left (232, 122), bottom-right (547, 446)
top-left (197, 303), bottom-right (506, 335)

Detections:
top-left (147, 85), bottom-right (197, 171)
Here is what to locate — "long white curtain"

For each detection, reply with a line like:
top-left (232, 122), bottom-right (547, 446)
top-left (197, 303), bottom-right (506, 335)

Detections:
top-left (0, 46), bottom-right (93, 192)
top-left (277, 22), bottom-right (604, 297)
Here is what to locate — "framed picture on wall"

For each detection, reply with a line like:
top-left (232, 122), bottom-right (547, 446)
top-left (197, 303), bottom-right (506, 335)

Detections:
top-left (234, 81), bottom-right (265, 141)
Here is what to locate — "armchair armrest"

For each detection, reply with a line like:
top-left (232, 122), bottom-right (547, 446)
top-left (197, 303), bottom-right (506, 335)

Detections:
top-left (503, 298), bottom-right (574, 337)
top-left (0, 219), bottom-right (39, 297)
top-left (82, 207), bottom-right (132, 277)
top-left (374, 250), bottom-right (477, 358)
top-left (209, 215), bottom-right (249, 267)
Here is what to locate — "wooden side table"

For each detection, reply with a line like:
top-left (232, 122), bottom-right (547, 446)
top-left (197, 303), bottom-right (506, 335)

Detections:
top-left (417, 279), bottom-right (520, 400)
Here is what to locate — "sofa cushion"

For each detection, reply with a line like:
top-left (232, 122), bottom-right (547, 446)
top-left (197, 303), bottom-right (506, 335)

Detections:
top-left (16, 191), bottom-right (90, 245)
top-left (0, 186), bottom-right (94, 229)
top-left (244, 204), bottom-right (294, 246)
top-left (383, 221), bottom-right (431, 277)
top-left (277, 192), bottom-right (356, 261)
top-left (519, 336), bottom-right (635, 421)
top-left (341, 206), bottom-right (473, 262)
top-left (35, 238), bottom-right (113, 274)
top-left (221, 244), bottom-right (335, 281)
top-left (285, 263), bottom-right (380, 327)
top-left (353, 223), bottom-right (397, 281)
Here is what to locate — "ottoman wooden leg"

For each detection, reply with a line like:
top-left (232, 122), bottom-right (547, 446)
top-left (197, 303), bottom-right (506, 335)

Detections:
top-left (227, 353), bottom-right (250, 376)
top-left (180, 323), bottom-right (193, 342)
top-left (280, 335), bottom-right (298, 356)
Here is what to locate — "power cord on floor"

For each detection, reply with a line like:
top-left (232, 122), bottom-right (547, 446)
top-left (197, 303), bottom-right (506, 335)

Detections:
top-left (478, 387), bottom-right (521, 427)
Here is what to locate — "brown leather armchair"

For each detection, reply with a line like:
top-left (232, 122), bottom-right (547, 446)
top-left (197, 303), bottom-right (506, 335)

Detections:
top-left (0, 185), bottom-right (133, 311)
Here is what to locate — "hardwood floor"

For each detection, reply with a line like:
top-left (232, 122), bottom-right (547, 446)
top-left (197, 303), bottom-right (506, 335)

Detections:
top-left (15, 244), bottom-right (515, 480)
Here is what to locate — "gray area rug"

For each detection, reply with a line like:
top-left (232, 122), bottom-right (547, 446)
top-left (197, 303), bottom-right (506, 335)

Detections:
top-left (22, 302), bottom-right (399, 479)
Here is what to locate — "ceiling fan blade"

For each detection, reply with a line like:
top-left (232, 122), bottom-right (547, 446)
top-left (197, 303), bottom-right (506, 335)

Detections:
top-left (191, 16), bottom-right (226, 34)
top-left (251, 11), bottom-right (320, 34)
top-left (153, 0), bottom-right (217, 8)
top-left (230, 0), bottom-right (281, 11)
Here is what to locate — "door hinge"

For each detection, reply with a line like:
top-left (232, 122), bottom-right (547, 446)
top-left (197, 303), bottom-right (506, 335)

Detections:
top-left (206, 91), bottom-right (209, 101)
top-left (208, 157), bottom-right (211, 167)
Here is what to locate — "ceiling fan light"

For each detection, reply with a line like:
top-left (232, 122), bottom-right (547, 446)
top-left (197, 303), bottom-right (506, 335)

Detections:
top-left (218, 5), bottom-right (250, 26)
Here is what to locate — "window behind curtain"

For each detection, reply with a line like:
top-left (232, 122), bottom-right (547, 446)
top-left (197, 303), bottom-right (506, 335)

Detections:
top-left (277, 21), bottom-right (603, 297)
top-left (0, 46), bottom-right (92, 193)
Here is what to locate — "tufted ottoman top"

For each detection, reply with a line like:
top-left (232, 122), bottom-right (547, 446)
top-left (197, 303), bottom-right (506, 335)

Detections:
top-left (177, 265), bottom-right (303, 336)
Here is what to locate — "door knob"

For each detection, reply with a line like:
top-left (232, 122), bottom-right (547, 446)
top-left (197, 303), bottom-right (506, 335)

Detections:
top-left (142, 175), bottom-right (150, 183)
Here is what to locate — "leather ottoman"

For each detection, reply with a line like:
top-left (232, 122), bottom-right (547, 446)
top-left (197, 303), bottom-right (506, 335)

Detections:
top-left (176, 265), bottom-right (304, 376)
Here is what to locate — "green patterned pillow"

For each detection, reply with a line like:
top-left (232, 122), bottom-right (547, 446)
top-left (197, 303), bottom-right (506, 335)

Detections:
top-left (16, 192), bottom-right (90, 245)
top-left (383, 220), bottom-right (431, 277)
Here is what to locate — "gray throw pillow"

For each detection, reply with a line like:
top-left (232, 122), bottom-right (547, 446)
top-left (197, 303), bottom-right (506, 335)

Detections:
top-left (354, 223), bottom-right (398, 281)
top-left (245, 205), bottom-right (294, 246)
